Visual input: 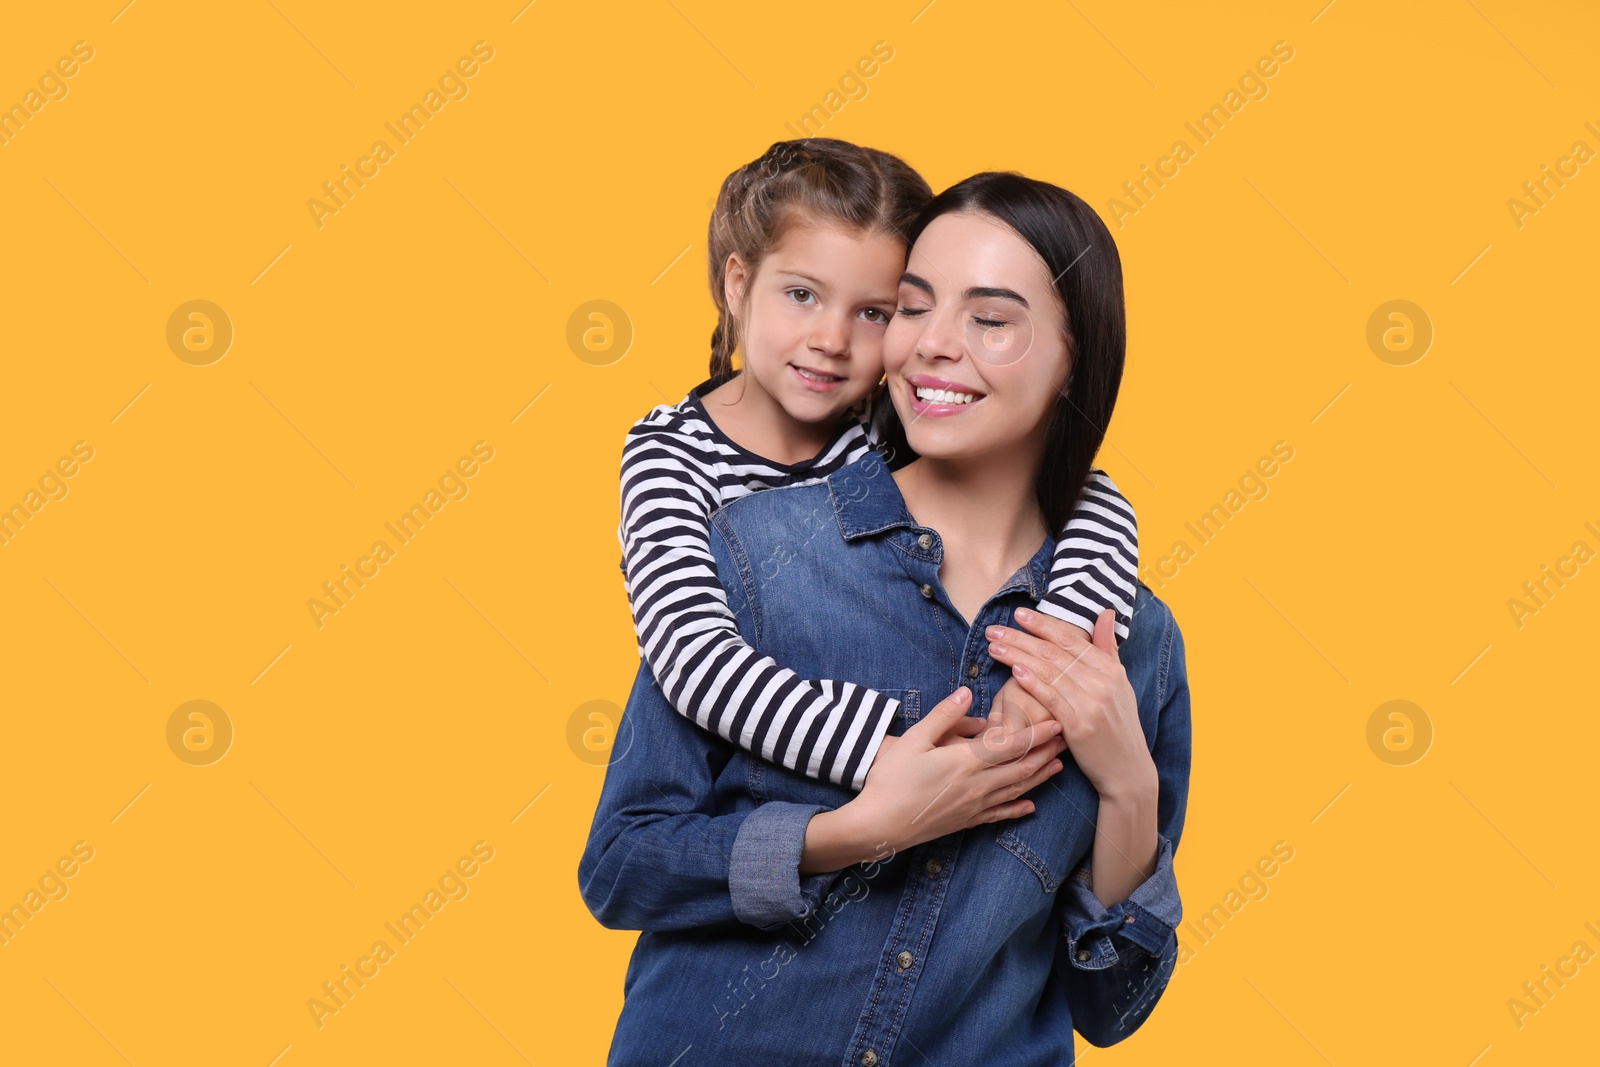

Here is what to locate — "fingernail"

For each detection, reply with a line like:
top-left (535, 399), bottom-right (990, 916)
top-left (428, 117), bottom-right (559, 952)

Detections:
top-left (1016, 607), bottom-right (1034, 622)
top-left (985, 625), bottom-right (1004, 640)
top-left (1014, 663), bottom-right (1029, 679)
top-left (991, 642), bottom-right (1008, 655)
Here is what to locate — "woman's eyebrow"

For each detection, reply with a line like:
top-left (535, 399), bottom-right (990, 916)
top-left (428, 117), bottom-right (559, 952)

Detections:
top-left (899, 273), bottom-right (1030, 309)
top-left (965, 286), bottom-right (1030, 308)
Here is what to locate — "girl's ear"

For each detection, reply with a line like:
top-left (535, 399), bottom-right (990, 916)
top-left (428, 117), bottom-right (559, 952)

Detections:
top-left (723, 252), bottom-right (750, 309)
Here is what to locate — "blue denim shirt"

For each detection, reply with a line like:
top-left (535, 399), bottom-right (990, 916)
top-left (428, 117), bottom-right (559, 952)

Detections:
top-left (579, 448), bottom-right (1193, 1065)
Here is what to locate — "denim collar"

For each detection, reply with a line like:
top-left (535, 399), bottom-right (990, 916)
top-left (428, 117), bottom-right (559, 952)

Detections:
top-left (826, 448), bottom-right (1053, 599)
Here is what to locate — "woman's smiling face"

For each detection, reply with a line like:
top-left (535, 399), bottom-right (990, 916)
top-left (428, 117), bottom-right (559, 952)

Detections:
top-left (883, 210), bottom-right (1072, 461)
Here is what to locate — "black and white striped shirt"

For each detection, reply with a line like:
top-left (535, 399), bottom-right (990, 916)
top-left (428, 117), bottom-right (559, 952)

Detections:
top-left (618, 372), bottom-right (1139, 792)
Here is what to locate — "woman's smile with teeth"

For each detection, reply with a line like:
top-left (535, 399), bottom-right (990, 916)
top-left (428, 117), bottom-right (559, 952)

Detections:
top-left (914, 386), bottom-right (978, 405)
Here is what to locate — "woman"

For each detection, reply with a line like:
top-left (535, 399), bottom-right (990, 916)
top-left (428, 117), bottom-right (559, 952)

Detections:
top-left (579, 172), bottom-right (1192, 1065)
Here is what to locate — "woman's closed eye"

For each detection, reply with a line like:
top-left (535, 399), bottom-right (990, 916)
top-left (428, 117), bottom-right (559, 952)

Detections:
top-left (893, 307), bottom-right (1014, 329)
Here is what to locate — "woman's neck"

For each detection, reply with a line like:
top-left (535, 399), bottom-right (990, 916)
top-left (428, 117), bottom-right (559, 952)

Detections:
top-left (893, 449), bottom-right (1049, 625)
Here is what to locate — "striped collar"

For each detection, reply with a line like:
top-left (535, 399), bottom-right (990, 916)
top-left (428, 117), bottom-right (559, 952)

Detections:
top-left (684, 371), bottom-right (864, 474)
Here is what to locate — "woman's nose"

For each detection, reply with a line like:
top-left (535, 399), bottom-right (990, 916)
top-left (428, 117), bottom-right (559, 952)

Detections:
top-left (914, 307), bottom-right (965, 363)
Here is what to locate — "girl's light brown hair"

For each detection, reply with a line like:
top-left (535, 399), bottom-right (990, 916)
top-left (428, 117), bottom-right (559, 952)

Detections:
top-left (706, 138), bottom-right (932, 378)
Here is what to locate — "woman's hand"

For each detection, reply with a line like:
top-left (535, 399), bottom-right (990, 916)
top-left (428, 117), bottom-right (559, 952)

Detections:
top-left (985, 607), bottom-right (1160, 906)
top-left (985, 607), bottom-right (1156, 804)
top-left (817, 686), bottom-right (1069, 868)
top-left (988, 673), bottom-right (1057, 737)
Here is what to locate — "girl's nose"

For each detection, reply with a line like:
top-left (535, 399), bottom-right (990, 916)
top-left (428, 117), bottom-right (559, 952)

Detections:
top-left (809, 313), bottom-right (850, 356)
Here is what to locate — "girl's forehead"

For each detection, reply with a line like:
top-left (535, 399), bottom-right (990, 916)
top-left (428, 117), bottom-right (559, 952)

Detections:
top-left (761, 222), bottom-right (907, 278)
top-left (770, 215), bottom-right (904, 253)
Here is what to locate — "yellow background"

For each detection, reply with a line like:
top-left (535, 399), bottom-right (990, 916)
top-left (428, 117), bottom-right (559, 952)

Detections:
top-left (2, 1), bottom-right (1596, 1063)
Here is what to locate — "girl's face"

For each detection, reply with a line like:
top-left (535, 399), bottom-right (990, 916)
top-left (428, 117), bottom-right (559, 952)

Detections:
top-left (883, 211), bottom-right (1071, 461)
top-left (724, 220), bottom-right (904, 424)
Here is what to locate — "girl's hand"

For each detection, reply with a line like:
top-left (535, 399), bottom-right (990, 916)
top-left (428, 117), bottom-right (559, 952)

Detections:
top-left (863, 709), bottom-right (990, 782)
top-left (985, 608), bottom-right (1156, 804)
top-left (864, 674), bottom-right (1051, 781)
top-left (850, 686), bottom-right (1069, 856)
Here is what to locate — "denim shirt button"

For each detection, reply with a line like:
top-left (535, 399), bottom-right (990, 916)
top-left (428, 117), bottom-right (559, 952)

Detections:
top-left (1076, 949), bottom-right (1091, 962)
top-left (861, 1050), bottom-right (879, 1067)
top-left (924, 858), bottom-right (942, 877)
top-left (919, 583), bottom-right (934, 598)
top-left (917, 533), bottom-right (932, 549)
top-left (966, 662), bottom-right (980, 678)
top-left (897, 950), bottom-right (914, 970)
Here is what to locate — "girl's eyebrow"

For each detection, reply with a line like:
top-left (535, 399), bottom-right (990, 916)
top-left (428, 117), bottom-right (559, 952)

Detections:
top-left (900, 272), bottom-right (1031, 308)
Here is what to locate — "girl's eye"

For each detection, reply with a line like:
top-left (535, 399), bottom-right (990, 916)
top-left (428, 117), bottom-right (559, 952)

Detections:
top-left (859, 308), bottom-right (891, 323)
top-left (787, 288), bottom-right (816, 305)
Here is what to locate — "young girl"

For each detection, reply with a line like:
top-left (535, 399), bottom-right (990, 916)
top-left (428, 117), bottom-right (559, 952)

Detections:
top-left (617, 138), bottom-right (1139, 792)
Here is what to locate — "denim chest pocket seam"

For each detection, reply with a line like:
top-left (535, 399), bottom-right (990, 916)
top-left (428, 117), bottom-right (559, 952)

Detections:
top-left (746, 688), bottom-right (919, 803)
top-left (997, 823), bottom-right (1063, 894)
top-left (994, 770), bottom-right (1101, 896)
top-left (893, 688), bottom-right (921, 726)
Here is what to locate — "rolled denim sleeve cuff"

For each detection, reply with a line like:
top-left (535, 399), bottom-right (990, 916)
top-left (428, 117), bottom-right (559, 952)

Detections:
top-left (729, 802), bottom-right (844, 929)
top-left (1062, 831), bottom-right (1179, 969)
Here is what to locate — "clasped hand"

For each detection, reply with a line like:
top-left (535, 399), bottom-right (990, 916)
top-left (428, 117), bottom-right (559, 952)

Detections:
top-left (854, 608), bottom-right (1154, 859)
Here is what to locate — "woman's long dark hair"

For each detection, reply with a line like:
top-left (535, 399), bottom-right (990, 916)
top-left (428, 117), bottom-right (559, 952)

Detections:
top-left (873, 172), bottom-right (1126, 535)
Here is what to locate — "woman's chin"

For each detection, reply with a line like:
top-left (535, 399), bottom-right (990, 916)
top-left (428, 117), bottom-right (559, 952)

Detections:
top-left (901, 434), bottom-right (977, 461)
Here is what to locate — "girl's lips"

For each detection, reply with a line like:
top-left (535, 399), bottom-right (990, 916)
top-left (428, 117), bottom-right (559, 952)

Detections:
top-left (790, 364), bottom-right (846, 392)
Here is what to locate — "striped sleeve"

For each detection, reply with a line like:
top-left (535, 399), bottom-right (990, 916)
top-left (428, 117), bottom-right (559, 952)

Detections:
top-left (1033, 468), bottom-right (1139, 646)
top-left (618, 422), bottom-right (899, 792)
